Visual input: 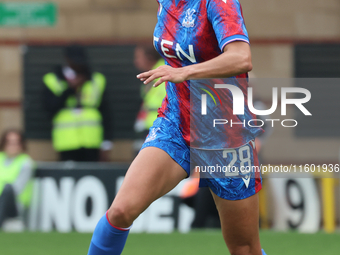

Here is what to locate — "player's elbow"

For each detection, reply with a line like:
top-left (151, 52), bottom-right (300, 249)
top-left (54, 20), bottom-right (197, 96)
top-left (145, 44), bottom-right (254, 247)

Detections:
top-left (240, 53), bottom-right (253, 73)
top-left (245, 60), bottom-right (253, 73)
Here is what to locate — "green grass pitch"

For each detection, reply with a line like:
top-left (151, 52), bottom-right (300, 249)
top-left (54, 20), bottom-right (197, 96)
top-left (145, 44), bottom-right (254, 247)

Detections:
top-left (0, 230), bottom-right (339, 255)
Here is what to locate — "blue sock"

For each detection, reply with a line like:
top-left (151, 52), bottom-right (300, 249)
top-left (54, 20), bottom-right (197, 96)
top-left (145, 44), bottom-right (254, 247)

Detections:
top-left (262, 249), bottom-right (267, 255)
top-left (88, 212), bottom-right (131, 255)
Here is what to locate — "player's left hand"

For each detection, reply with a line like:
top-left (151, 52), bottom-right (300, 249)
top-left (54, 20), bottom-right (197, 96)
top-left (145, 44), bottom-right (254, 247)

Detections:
top-left (137, 65), bottom-right (188, 87)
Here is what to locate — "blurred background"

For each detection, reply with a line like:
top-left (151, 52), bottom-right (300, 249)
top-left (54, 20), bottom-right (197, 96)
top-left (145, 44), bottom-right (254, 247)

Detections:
top-left (0, 0), bottom-right (340, 254)
top-left (0, 0), bottom-right (339, 162)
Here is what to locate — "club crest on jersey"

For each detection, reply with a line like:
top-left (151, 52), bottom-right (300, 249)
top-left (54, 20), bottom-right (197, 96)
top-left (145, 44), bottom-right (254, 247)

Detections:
top-left (182, 8), bottom-right (196, 28)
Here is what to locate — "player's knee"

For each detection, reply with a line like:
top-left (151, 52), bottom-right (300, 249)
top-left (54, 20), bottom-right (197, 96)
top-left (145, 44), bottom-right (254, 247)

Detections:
top-left (107, 204), bottom-right (135, 228)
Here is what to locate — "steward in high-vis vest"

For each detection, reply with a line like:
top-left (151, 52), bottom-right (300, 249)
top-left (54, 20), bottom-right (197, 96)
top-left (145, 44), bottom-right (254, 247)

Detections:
top-left (134, 45), bottom-right (166, 136)
top-left (43, 45), bottom-right (112, 162)
top-left (0, 130), bottom-right (35, 229)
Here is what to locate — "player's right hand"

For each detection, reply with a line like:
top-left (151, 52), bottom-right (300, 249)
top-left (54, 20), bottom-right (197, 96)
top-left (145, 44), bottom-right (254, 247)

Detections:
top-left (137, 65), bottom-right (189, 87)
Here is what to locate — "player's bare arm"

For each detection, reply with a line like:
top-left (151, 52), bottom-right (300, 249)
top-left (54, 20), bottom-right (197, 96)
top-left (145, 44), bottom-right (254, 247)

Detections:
top-left (137, 41), bottom-right (252, 87)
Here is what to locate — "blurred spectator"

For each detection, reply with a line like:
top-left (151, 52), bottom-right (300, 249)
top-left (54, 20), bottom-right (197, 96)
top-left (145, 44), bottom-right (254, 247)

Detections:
top-left (0, 129), bottom-right (35, 230)
top-left (133, 45), bottom-right (166, 153)
top-left (43, 45), bottom-right (112, 162)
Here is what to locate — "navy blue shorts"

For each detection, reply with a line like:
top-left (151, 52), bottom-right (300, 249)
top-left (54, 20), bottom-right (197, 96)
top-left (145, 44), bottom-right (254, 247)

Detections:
top-left (141, 117), bottom-right (262, 200)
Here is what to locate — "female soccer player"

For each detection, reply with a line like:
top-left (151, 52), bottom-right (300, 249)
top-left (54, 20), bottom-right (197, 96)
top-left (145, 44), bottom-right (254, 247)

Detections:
top-left (88, 0), bottom-right (267, 254)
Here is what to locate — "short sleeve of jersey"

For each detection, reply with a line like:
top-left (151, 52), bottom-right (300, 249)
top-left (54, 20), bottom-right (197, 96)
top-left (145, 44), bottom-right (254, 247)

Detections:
top-left (206, 0), bottom-right (249, 51)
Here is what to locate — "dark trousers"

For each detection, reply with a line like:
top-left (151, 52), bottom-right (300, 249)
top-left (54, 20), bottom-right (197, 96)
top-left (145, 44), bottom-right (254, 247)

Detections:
top-left (0, 184), bottom-right (18, 228)
top-left (191, 187), bottom-right (221, 229)
top-left (60, 148), bottom-right (100, 162)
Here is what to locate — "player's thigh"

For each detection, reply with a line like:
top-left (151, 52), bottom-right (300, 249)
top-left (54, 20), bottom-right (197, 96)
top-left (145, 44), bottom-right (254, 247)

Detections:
top-left (212, 192), bottom-right (262, 254)
top-left (108, 147), bottom-right (187, 225)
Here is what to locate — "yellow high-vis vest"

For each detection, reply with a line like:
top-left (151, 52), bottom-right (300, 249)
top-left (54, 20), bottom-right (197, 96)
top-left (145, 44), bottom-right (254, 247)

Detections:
top-left (142, 59), bottom-right (167, 129)
top-left (43, 72), bottom-right (106, 152)
top-left (0, 152), bottom-right (34, 208)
